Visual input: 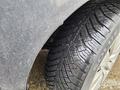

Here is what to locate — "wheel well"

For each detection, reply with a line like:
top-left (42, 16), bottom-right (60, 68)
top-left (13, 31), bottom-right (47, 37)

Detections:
top-left (43, 0), bottom-right (91, 49)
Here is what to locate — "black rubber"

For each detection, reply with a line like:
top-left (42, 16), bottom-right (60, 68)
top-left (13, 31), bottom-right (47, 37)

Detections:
top-left (45, 0), bottom-right (120, 90)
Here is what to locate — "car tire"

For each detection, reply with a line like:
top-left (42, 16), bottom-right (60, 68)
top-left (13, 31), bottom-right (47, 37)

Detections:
top-left (45, 0), bottom-right (120, 90)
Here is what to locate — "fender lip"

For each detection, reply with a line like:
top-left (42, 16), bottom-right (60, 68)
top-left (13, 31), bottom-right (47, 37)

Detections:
top-left (0, 0), bottom-right (88, 90)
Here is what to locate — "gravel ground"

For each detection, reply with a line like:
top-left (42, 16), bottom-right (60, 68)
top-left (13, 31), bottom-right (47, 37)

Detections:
top-left (28, 50), bottom-right (120, 90)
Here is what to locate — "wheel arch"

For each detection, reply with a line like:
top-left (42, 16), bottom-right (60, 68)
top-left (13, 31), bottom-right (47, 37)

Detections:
top-left (0, 0), bottom-right (89, 90)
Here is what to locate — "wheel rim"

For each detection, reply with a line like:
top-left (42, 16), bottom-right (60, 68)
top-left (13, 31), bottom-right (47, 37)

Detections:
top-left (89, 32), bottom-right (120, 90)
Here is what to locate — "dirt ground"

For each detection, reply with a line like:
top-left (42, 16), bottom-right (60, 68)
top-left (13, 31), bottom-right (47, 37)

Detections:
top-left (100, 56), bottom-right (120, 90)
top-left (28, 50), bottom-right (120, 90)
top-left (28, 50), bottom-right (49, 90)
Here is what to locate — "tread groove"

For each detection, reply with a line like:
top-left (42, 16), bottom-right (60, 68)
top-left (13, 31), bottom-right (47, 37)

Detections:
top-left (104, 4), bottom-right (119, 16)
top-left (99, 7), bottom-right (115, 22)
top-left (94, 11), bottom-right (110, 32)
top-left (85, 24), bottom-right (101, 45)
top-left (45, 1), bottom-right (120, 90)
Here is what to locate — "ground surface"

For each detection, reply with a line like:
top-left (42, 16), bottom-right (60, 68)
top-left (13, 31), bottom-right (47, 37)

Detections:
top-left (28, 50), bottom-right (120, 90)
top-left (28, 50), bottom-right (49, 90)
top-left (100, 56), bottom-right (120, 90)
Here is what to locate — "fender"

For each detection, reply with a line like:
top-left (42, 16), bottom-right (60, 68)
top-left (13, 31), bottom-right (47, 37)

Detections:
top-left (0, 0), bottom-right (88, 90)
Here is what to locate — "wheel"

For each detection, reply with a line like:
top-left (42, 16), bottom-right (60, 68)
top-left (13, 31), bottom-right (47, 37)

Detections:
top-left (45, 0), bottom-right (120, 90)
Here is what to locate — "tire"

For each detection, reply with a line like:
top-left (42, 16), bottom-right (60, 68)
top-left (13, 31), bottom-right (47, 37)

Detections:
top-left (45, 0), bottom-right (120, 90)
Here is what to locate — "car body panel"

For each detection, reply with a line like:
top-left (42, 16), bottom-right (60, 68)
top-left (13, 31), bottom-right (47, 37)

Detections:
top-left (0, 0), bottom-right (88, 90)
